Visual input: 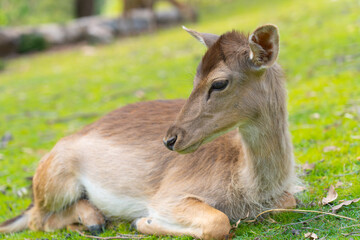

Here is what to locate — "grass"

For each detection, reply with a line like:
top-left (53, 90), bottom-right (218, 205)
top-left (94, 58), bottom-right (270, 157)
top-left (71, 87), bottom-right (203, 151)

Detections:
top-left (0, 0), bottom-right (359, 239)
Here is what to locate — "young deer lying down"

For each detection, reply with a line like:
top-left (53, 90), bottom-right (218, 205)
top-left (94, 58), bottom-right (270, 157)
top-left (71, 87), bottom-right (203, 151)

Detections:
top-left (0, 24), bottom-right (296, 239)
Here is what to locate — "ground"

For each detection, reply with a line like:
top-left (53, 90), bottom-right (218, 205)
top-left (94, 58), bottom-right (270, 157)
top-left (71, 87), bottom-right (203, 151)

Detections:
top-left (0, 0), bottom-right (359, 239)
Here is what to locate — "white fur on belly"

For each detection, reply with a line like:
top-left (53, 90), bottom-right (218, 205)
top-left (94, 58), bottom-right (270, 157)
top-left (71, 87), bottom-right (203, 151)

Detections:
top-left (80, 176), bottom-right (149, 220)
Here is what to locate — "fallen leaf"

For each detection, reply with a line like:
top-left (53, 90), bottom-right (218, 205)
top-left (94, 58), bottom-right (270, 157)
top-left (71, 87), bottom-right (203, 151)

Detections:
top-left (331, 198), bottom-right (360, 212)
top-left (322, 185), bottom-right (338, 205)
top-left (323, 146), bottom-right (340, 152)
top-left (302, 162), bottom-right (315, 171)
top-left (357, 156), bottom-right (360, 161)
top-left (305, 232), bottom-right (318, 239)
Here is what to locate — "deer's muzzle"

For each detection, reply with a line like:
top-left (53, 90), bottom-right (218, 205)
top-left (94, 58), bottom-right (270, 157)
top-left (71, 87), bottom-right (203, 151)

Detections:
top-left (163, 136), bottom-right (177, 151)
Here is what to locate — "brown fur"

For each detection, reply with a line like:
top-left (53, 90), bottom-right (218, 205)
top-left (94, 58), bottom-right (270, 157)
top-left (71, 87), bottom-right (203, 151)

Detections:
top-left (0, 25), bottom-right (296, 240)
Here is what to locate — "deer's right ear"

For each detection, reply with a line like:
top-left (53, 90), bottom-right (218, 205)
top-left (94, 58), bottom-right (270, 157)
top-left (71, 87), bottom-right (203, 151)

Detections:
top-left (182, 26), bottom-right (219, 48)
top-left (249, 24), bottom-right (280, 69)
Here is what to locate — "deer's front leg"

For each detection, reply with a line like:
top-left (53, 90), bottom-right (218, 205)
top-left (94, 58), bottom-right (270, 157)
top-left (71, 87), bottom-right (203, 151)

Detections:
top-left (134, 197), bottom-right (231, 240)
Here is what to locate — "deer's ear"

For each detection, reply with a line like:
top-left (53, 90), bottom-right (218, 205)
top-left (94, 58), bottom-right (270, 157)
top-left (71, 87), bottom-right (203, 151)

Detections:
top-left (249, 24), bottom-right (279, 68)
top-left (182, 26), bottom-right (219, 48)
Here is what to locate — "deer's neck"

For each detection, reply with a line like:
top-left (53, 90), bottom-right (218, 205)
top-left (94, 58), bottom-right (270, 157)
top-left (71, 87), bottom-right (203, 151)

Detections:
top-left (238, 71), bottom-right (294, 202)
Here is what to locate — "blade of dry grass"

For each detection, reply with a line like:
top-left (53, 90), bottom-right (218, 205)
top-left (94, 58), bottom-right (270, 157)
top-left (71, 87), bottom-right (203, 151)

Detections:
top-left (242, 209), bottom-right (358, 223)
top-left (75, 230), bottom-right (145, 239)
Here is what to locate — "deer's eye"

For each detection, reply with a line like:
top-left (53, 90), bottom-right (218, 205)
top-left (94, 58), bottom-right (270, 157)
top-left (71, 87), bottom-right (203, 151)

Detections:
top-left (211, 80), bottom-right (228, 91)
top-left (207, 80), bottom-right (229, 100)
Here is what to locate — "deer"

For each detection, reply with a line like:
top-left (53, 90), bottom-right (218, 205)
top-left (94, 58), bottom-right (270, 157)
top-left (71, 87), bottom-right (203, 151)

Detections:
top-left (0, 24), bottom-right (297, 240)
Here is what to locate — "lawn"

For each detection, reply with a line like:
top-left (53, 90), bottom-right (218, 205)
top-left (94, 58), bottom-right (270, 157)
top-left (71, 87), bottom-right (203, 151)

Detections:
top-left (0, 0), bottom-right (359, 239)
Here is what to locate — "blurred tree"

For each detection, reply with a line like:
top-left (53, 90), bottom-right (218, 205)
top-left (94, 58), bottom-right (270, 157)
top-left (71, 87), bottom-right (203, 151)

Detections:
top-left (123, 0), bottom-right (155, 15)
top-left (122, 0), bottom-right (196, 21)
top-left (0, 59), bottom-right (5, 71)
top-left (75, 0), bottom-right (95, 18)
top-left (101, 0), bottom-right (123, 17)
top-left (0, 0), bottom-right (203, 27)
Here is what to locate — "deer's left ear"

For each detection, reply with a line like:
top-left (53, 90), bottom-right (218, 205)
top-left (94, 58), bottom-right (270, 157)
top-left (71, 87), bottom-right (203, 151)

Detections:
top-left (183, 26), bottom-right (219, 48)
top-left (249, 24), bottom-right (279, 68)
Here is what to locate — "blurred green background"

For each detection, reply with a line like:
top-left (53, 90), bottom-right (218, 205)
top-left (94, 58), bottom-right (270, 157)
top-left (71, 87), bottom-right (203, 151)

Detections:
top-left (0, 0), bottom-right (359, 239)
top-left (0, 0), bottom-right (218, 26)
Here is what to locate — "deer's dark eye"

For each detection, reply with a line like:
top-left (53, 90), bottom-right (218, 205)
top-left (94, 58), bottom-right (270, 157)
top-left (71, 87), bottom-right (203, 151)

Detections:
top-left (207, 80), bottom-right (229, 100)
top-left (211, 80), bottom-right (228, 91)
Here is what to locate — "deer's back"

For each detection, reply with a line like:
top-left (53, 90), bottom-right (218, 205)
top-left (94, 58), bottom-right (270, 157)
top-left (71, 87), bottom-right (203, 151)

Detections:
top-left (79, 99), bottom-right (185, 142)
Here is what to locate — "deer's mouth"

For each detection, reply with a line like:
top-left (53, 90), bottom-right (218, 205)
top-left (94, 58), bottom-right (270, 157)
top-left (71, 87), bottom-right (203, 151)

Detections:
top-left (176, 122), bottom-right (242, 154)
top-left (177, 140), bottom-right (203, 154)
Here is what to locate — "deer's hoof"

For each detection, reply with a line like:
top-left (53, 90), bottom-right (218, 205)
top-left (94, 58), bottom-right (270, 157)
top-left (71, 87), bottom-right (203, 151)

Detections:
top-left (130, 219), bottom-right (139, 231)
top-left (88, 224), bottom-right (105, 235)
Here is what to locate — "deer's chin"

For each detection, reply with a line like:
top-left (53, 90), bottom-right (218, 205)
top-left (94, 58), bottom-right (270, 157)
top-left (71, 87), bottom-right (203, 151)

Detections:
top-left (176, 141), bottom-right (203, 154)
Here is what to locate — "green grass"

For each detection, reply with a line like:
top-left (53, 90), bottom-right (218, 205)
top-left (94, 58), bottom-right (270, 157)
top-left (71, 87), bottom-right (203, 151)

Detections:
top-left (1, 0), bottom-right (359, 239)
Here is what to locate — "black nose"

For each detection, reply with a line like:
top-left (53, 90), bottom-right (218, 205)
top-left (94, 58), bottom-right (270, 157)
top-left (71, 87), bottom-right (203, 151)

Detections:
top-left (163, 136), bottom-right (177, 151)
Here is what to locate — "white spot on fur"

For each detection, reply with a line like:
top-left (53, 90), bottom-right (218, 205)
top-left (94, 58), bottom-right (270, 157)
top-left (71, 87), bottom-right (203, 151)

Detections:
top-left (81, 176), bottom-right (149, 220)
top-left (249, 49), bottom-right (254, 60)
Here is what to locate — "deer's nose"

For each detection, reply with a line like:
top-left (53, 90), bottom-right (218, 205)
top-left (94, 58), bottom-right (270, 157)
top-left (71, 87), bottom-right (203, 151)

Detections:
top-left (163, 135), bottom-right (177, 151)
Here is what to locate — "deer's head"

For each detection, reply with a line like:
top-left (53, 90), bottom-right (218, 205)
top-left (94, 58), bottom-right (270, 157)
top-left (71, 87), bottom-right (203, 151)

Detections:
top-left (164, 24), bottom-right (280, 153)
